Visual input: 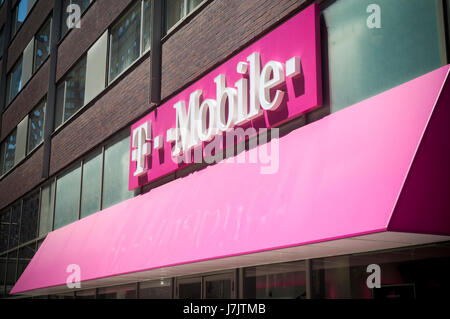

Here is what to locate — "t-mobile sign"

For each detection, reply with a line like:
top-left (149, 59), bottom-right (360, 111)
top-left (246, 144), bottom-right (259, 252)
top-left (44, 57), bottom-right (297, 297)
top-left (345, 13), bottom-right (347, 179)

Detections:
top-left (129, 4), bottom-right (322, 190)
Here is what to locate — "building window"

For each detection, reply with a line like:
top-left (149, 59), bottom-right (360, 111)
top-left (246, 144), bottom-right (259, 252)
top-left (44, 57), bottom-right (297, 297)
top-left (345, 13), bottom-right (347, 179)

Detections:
top-left (54, 56), bottom-right (87, 129)
top-left (39, 181), bottom-right (55, 237)
top-left (97, 284), bottom-right (137, 299)
top-left (80, 150), bottom-right (102, 218)
top-left (0, 28), bottom-right (4, 58)
top-left (54, 165), bottom-right (81, 230)
top-left (165, 0), bottom-right (204, 32)
top-left (322, 0), bottom-right (446, 113)
top-left (19, 192), bottom-right (39, 245)
top-left (102, 133), bottom-right (134, 209)
top-left (0, 209), bottom-right (11, 254)
top-left (311, 243), bottom-right (450, 299)
top-left (6, 57), bottom-right (23, 104)
top-left (140, 279), bottom-right (172, 299)
top-left (7, 203), bottom-right (21, 251)
top-left (244, 261), bottom-right (307, 299)
top-left (61, 0), bottom-right (93, 38)
top-left (142, 0), bottom-right (152, 52)
top-left (27, 100), bottom-right (46, 154)
top-left (33, 17), bottom-right (51, 72)
top-left (0, 130), bottom-right (17, 175)
top-left (109, 1), bottom-right (142, 83)
top-left (11, 0), bottom-right (37, 38)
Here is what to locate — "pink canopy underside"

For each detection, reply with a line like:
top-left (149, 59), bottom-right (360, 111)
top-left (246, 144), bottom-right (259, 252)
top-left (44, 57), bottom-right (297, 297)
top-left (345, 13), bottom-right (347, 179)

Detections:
top-left (11, 65), bottom-right (450, 294)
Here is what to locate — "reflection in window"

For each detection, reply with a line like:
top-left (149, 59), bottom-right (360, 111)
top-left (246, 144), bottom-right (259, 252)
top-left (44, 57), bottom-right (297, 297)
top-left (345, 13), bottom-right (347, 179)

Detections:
top-left (7, 203), bottom-right (21, 250)
top-left (7, 58), bottom-right (23, 104)
top-left (97, 284), bottom-right (137, 299)
top-left (17, 244), bottom-right (36, 280)
top-left (1, 130), bottom-right (17, 175)
top-left (109, 1), bottom-right (141, 82)
top-left (5, 250), bottom-right (17, 293)
top-left (311, 244), bottom-right (450, 299)
top-left (54, 57), bottom-right (87, 128)
top-left (80, 151), bottom-right (102, 218)
top-left (140, 279), bottom-right (172, 299)
top-left (142, 0), bottom-right (152, 52)
top-left (11, 0), bottom-right (37, 37)
top-left (322, 0), bottom-right (445, 112)
top-left (34, 17), bottom-right (52, 72)
top-left (244, 261), bottom-right (307, 299)
top-left (39, 182), bottom-right (55, 237)
top-left (102, 134), bottom-right (134, 209)
top-left (0, 209), bottom-right (11, 253)
top-left (19, 192), bottom-right (39, 244)
top-left (61, 0), bottom-right (93, 37)
top-left (165, 0), bottom-right (204, 32)
top-left (54, 165), bottom-right (81, 230)
top-left (27, 100), bottom-right (46, 154)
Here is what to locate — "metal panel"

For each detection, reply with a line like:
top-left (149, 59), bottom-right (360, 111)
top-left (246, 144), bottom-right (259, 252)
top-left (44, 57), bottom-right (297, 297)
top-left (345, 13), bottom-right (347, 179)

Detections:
top-left (84, 31), bottom-right (108, 104)
top-left (21, 38), bottom-right (34, 86)
top-left (14, 116), bottom-right (28, 165)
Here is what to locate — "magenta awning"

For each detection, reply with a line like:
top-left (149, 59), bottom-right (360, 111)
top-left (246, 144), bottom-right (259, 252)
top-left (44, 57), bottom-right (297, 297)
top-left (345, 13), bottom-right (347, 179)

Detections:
top-left (11, 65), bottom-right (450, 295)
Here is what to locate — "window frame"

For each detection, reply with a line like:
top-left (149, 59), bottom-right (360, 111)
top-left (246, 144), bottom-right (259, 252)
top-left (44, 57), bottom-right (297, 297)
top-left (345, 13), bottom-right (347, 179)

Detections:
top-left (164, 0), bottom-right (209, 36)
top-left (33, 16), bottom-right (52, 74)
top-left (11, 0), bottom-right (39, 40)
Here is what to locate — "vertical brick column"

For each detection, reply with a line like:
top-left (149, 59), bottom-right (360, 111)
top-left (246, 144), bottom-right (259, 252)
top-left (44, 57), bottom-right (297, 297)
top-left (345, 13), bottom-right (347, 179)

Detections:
top-left (0, 0), bottom-right (13, 135)
top-left (42, 0), bottom-right (62, 178)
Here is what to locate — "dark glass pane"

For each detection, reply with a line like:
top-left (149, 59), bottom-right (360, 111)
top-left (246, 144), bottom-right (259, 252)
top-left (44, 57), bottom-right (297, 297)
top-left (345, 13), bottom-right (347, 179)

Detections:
top-left (34, 18), bottom-right (52, 72)
top-left (17, 243), bottom-right (36, 280)
top-left (322, 0), bottom-right (445, 112)
top-left (205, 278), bottom-right (231, 299)
top-left (75, 289), bottom-right (96, 299)
top-left (27, 100), bottom-right (46, 153)
top-left (54, 83), bottom-right (65, 129)
top-left (2, 131), bottom-right (17, 174)
top-left (178, 280), bottom-right (201, 299)
top-left (311, 243), bottom-right (450, 299)
top-left (244, 261), bottom-right (307, 299)
top-left (7, 58), bottom-right (22, 103)
top-left (109, 1), bottom-right (141, 82)
top-left (49, 293), bottom-right (75, 299)
top-left (20, 192), bottom-right (40, 244)
top-left (6, 250), bottom-right (17, 287)
top-left (0, 209), bottom-right (11, 253)
top-left (139, 279), bottom-right (172, 299)
top-left (98, 284), bottom-right (137, 299)
top-left (8, 203), bottom-right (21, 250)
top-left (64, 57), bottom-right (87, 121)
top-left (0, 254), bottom-right (6, 288)
top-left (165, 0), bottom-right (184, 31)
top-left (142, 0), bottom-right (152, 52)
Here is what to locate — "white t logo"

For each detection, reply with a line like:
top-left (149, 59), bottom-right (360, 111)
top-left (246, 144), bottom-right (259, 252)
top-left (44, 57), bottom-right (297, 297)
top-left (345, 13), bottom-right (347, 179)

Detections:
top-left (132, 121), bottom-right (152, 177)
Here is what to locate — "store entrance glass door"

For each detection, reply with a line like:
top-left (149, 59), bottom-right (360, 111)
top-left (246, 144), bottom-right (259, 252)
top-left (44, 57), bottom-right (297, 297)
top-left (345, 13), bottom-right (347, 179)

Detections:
top-left (203, 273), bottom-right (236, 299)
top-left (176, 272), bottom-right (236, 299)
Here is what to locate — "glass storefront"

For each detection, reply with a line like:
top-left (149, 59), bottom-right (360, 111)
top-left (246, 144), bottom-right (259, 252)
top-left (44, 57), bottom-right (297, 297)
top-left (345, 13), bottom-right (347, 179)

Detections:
top-left (25, 242), bottom-right (450, 299)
